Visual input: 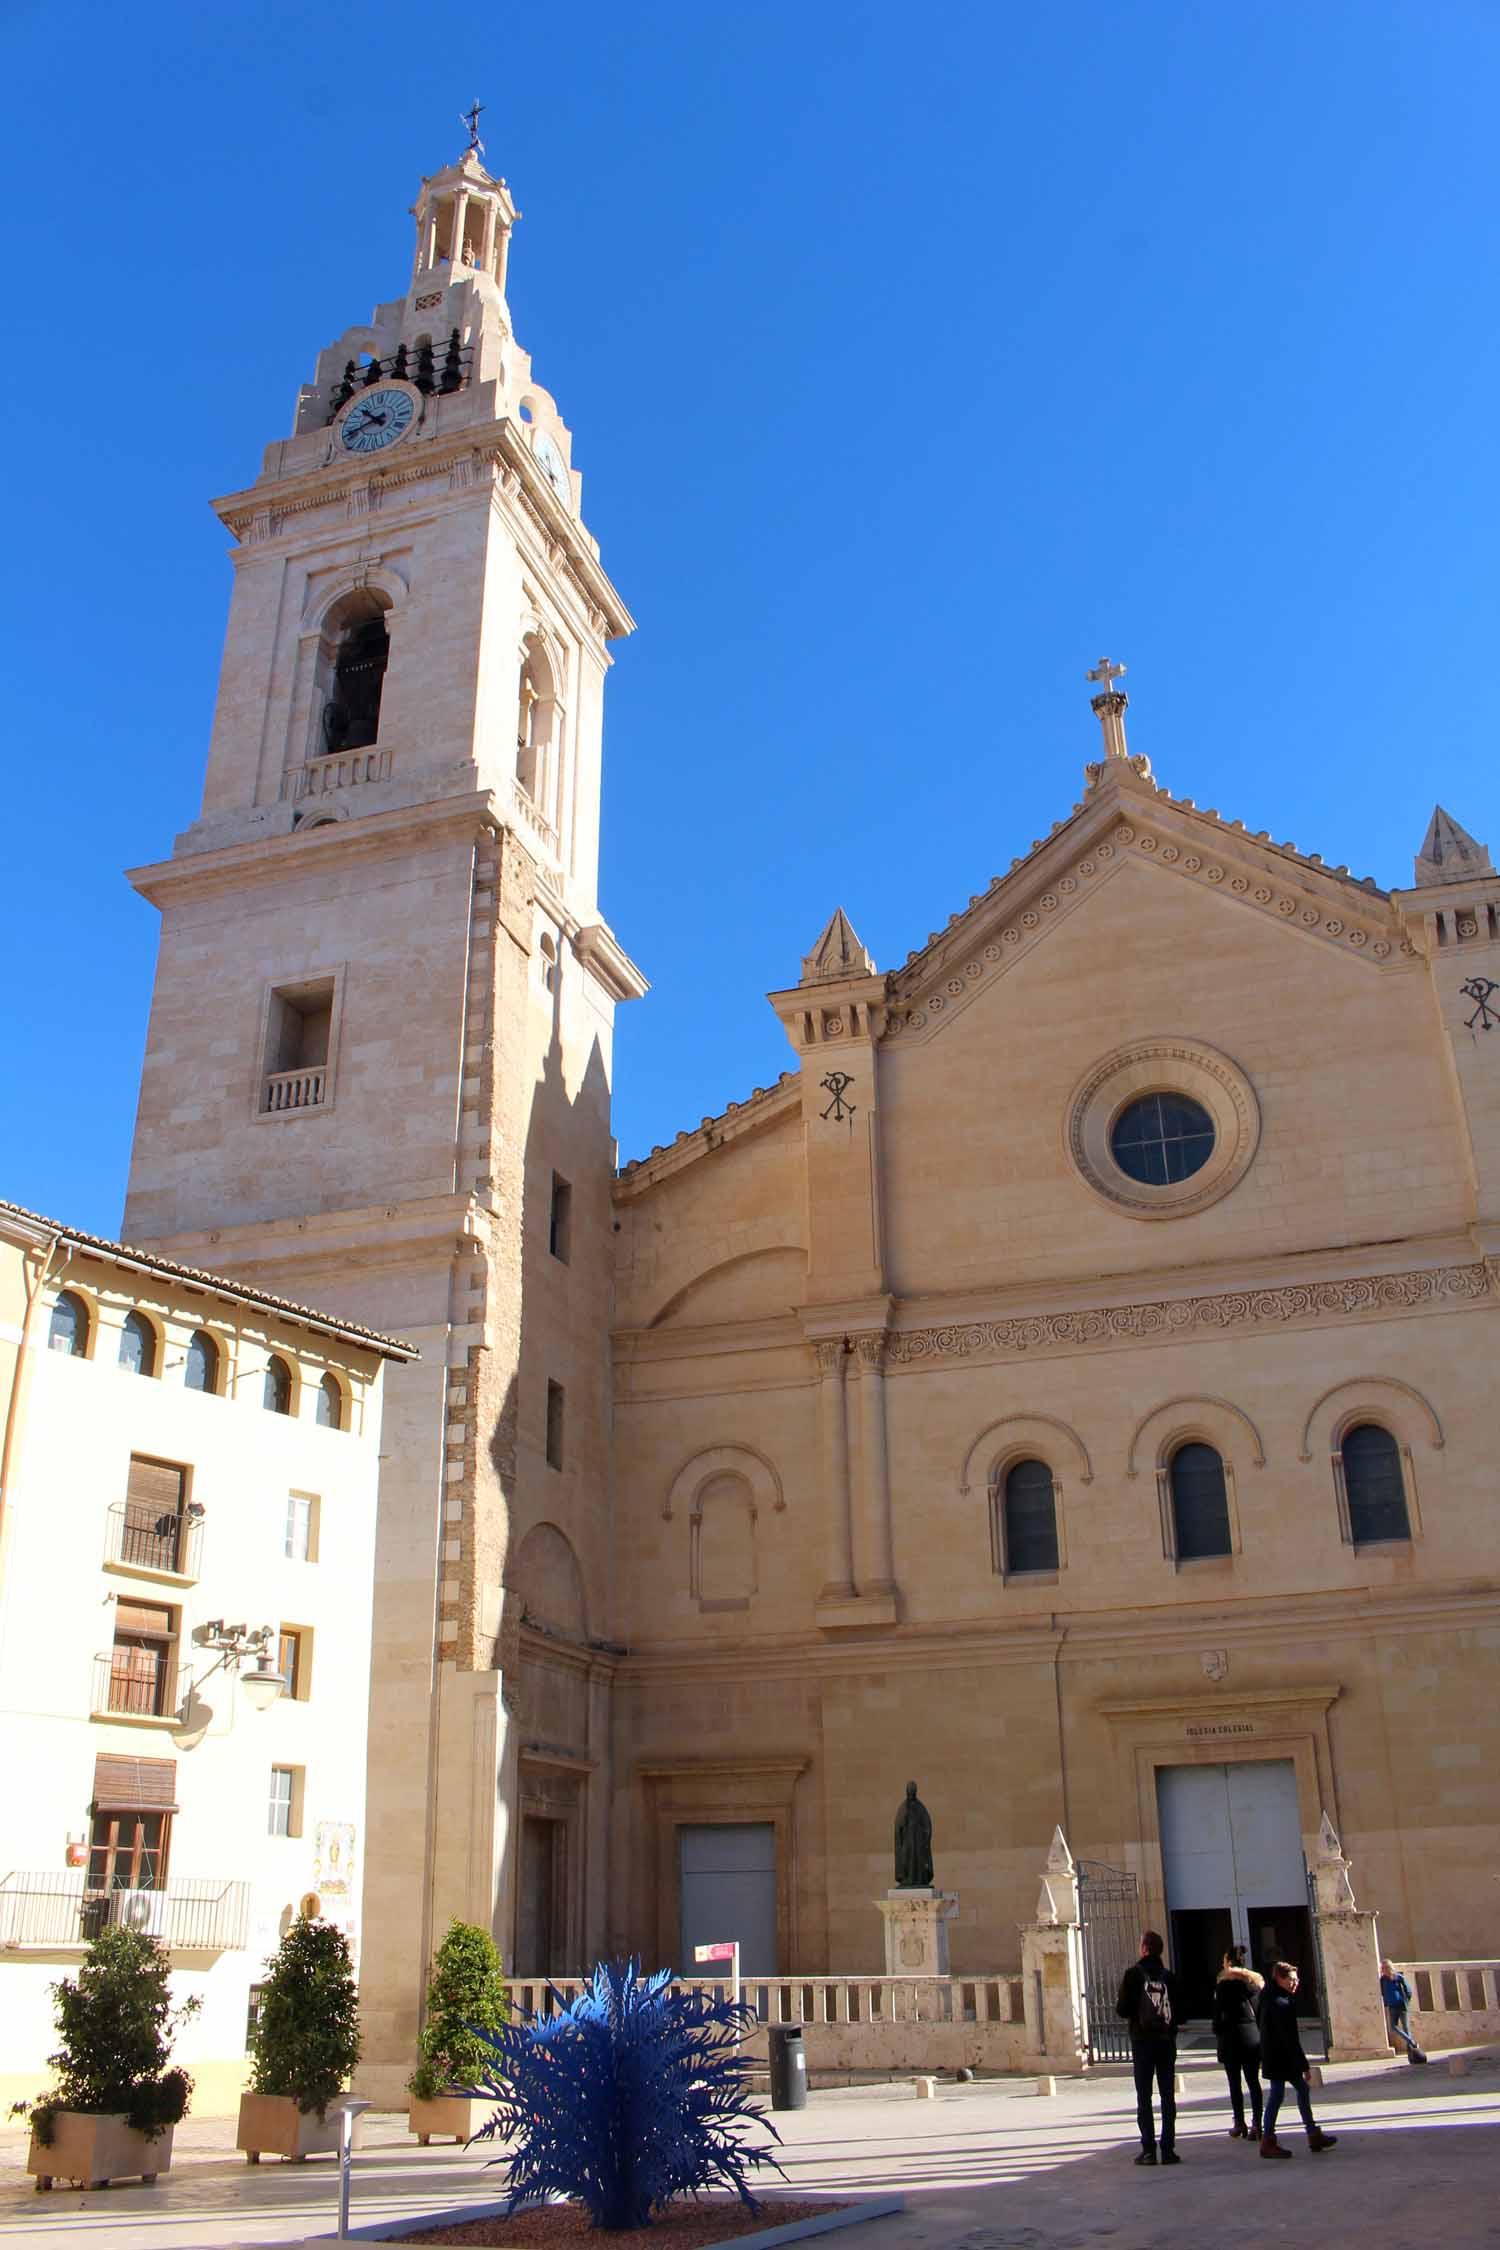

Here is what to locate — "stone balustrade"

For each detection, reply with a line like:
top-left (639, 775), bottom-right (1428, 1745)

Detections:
top-left (263, 1065), bottom-right (326, 1114)
top-left (503, 1972), bottom-right (1027, 2077)
top-left (1408, 1960), bottom-right (1500, 2048)
top-left (282, 746), bottom-right (394, 802)
top-left (511, 783), bottom-right (560, 858)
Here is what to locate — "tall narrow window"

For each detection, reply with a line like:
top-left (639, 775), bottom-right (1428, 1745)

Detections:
top-left (316, 1374), bottom-right (344, 1430)
top-left (49, 1291), bottom-right (89, 1357)
top-left (549, 1174), bottom-right (572, 1263)
top-left (320, 599), bottom-right (389, 754)
top-left (277, 1627), bottom-right (310, 1699)
top-left (268, 1766), bottom-right (301, 1838)
top-left (120, 1457), bottom-right (191, 1573)
top-left (118, 1312), bottom-right (157, 1379)
top-left (516, 631), bottom-right (562, 818)
top-left (1000, 1458), bottom-right (1060, 1575)
top-left (285, 1492), bottom-right (318, 1562)
top-left (89, 1808), bottom-right (170, 1893)
top-left (1341, 1423), bottom-right (1410, 1545)
top-left (1168, 1442), bottom-right (1232, 1560)
top-left (545, 1380), bottom-right (565, 1471)
top-left (263, 1357), bottom-right (293, 1415)
top-left (184, 1330), bottom-right (220, 1395)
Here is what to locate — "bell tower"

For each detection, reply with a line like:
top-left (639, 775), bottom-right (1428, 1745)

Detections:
top-left (122, 132), bottom-right (646, 2094)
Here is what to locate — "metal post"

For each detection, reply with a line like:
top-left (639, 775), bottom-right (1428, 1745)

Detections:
top-left (336, 2098), bottom-right (372, 2240)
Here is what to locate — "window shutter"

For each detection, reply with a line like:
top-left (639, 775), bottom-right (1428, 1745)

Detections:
top-left (92, 1754), bottom-right (179, 1811)
top-left (114, 1600), bottom-right (175, 1637)
top-left (125, 1458), bottom-right (186, 1515)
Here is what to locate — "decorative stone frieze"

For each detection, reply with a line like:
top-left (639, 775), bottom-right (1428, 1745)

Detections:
top-left (887, 1257), bottom-right (1495, 1367)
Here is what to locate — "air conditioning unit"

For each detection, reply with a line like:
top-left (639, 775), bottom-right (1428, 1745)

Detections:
top-left (108, 1888), bottom-right (169, 1937)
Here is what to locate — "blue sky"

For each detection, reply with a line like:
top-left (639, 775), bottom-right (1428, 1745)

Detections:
top-left (3, 1), bottom-right (1495, 1231)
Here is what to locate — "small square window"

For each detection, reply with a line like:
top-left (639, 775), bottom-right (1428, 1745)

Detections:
top-left (268, 1765), bottom-right (303, 1838)
top-left (545, 1381), bottom-right (565, 1471)
top-left (285, 1493), bottom-right (319, 1562)
top-left (549, 1175), bottom-right (572, 1264)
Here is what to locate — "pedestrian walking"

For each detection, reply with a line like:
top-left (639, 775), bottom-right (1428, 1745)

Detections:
top-left (1378, 1959), bottom-right (1428, 2063)
top-left (1256, 1962), bottom-right (1338, 2157)
top-left (1212, 1944), bottom-right (1264, 2140)
top-left (1117, 1930), bottom-right (1182, 2166)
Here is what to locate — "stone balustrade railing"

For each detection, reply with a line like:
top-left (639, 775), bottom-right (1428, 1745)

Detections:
top-left (1408, 1960), bottom-right (1500, 2047)
top-left (283, 746), bottom-right (394, 802)
top-left (503, 1972), bottom-right (1027, 2078)
top-left (511, 783), bottom-right (560, 858)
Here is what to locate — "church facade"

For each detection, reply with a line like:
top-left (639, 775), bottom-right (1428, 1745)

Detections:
top-left (118, 140), bottom-right (1500, 2093)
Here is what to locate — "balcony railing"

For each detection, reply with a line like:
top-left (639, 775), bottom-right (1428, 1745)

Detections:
top-left (0, 1872), bottom-right (250, 1952)
top-left (92, 1650), bottom-right (173, 1720)
top-left (263, 1066), bottom-right (326, 1114)
top-left (512, 782), bottom-right (560, 858)
top-left (104, 1501), bottom-right (202, 1579)
top-left (283, 745), bottom-right (394, 803)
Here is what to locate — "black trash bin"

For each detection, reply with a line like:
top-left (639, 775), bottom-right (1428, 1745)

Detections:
top-left (767, 2022), bottom-right (807, 2110)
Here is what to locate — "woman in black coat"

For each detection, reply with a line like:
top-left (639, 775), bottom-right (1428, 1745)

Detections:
top-left (1212, 1944), bottom-right (1264, 2139)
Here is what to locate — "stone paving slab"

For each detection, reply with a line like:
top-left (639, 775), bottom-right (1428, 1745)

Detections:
top-left (0, 2057), bottom-right (1495, 2250)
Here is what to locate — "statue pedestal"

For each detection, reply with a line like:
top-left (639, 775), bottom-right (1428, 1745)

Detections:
top-left (877, 1887), bottom-right (958, 1975)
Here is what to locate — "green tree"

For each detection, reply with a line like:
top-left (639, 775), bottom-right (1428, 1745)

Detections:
top-left (13, 1924), bottom-right (198, 2144)
top-left (249, 1918), bottom-right (360, 2118)
top-left (409, 1917), bottom-right (509, 2100)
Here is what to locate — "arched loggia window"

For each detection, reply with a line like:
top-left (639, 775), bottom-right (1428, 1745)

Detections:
top-left (185, 1330), bottom-right (221, 1395)
top-left (1168, 1442), bottom-right (1232, 1560)
top-left (1340, 1423), bottom-right (1410, 1545)
top-left (998, 1458), bottom-right (1060, 1576)
top-left (516, 631), bottom-right (562, 813)
top-left (49, 1291), bottom-right (90, 1357)
top-left (119, 1312), bottom-right (158, 1379)
top-left (320, 596), bottom-right (389, 755)
top-left (263, 1357), bottom-right (294, 1416)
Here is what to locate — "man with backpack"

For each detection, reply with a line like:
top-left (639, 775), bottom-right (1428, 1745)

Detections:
top-left (1116, 1931), bottom-right (1183, 2165)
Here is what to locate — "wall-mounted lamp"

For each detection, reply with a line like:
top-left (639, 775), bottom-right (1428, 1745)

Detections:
top-left (171, 1621), bottom-right (285, 1749)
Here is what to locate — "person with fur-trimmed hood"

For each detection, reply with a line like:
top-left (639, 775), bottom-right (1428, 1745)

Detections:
top-left (1212, 1945), bottom-right (1264, 2140)
top-left (1256, 1961), bottom-right (1338, 2157)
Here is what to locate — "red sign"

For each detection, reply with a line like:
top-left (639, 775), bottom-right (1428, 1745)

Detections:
top-left (693, 1941), bottom-right (737, 1962)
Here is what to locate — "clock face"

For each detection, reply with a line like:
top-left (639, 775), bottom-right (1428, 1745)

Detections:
top-left (533, 431), bottom-right (569, 502)
top-left (339, 387), bottom-right (416, 455)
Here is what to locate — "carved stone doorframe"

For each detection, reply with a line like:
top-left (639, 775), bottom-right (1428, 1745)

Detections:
top-left (517, 1748), bottom-right (591, 1974)
top-left (1095, 1682), bottom-right (1342, 1940)
top-left (637, 1756), bottom-right (809, 1974)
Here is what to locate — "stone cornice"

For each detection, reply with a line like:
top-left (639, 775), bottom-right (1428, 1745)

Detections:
top-left (613, 1579), bottom-right (1500, 1690)
top-left (614, 1076), bottom-right (802, 1197)
top-left (213, 416), bottom-right (634, 640)
top-left (886, 1255), bottom-right (1497, 1368)
top-left (885, 805), bottom-right (1414, 1047)
top-left (127, 789), bottom-right (506, 907)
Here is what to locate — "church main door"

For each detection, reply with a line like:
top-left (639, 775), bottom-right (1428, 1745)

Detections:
top-left (677, 1823), bottom-right (777, 1977)
top-left (1157, 1761), bottom-right (1314, 2017)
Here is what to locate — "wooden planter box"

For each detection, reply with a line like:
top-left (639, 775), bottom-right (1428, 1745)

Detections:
top-left (236, 2090), bottom-right (358, 2163)
top-left (28, 2111), bottom-right (175, 2189)
top-left (408, 2092), bottom-right (492, 2145)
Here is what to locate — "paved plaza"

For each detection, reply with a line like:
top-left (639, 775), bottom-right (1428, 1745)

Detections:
top-left (0, 2055), bottom-right (1496, 2250)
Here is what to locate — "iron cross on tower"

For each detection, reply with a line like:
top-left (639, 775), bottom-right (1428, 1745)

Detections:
top-left (461, 100), bottom-right (485, 157)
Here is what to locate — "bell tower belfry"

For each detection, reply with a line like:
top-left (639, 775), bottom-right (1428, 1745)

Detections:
top-left (122, 133), bottom-right (646, 2095)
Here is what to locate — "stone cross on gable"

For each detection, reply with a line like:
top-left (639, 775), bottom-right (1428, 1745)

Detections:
top-left (1086, 655), bottom-right (1131, 764)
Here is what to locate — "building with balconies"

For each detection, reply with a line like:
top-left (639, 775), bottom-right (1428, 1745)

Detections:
top-left (0, 1199), bottom-right (414, 2111)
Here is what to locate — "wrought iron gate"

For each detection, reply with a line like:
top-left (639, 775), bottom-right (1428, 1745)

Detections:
top-left (1076, 1858), bottom-right (1141, 2062)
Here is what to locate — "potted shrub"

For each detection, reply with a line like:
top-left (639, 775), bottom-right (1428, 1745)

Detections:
top-left (407, 1917), bottom-right (510, 2144)
top-left (16, 1923), bottom-right (198, 2191)
top-left (237, 1917), bottom-right (361, 2163)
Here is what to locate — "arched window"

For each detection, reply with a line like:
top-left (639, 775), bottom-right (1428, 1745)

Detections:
top-left (263, 1356), bottom-right (294, 1416)
top-left (184, 1330), bottom-right (220, 1395)
top-left (1168, 1441), bottom-right (1232, 1560)
top-left (316, 1374), bottom-right (344, 1431)
top-left (1000, 1458), bottom-right (1059, 1575)
top-left (49, 1291), bottom-right (89, 1358)
top-left (320, 596), bottom-right (389, 755)
top-left (516, 631), bottom-right (562, 813)
top-left (1341, 1423), bottom-right (1410, 1545)
top-left (118, 1312), bottom-right (157, 1379)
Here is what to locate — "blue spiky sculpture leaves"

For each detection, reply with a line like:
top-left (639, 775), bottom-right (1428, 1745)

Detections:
top-left (464, 1958), bottom-right (783, 2230)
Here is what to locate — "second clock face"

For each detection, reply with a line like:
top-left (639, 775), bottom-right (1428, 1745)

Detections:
top-left (340, 387), bottom-right (416, 455)
top-left (533, 431), bottom-right (569, 501)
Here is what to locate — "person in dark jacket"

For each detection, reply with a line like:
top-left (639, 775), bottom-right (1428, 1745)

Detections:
top-left (1379, 1959), bottom-right (1427, 2063)
top-left (1117, 1931), bottom-right (1183, 2165)
top-left (1256, 1962), bottom-right (1337, 2156)
top-left (1212, 1944), bottom-right (1264, 2139)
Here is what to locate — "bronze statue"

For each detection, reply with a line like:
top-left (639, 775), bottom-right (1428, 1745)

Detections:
top-left (894, 1780), bottom-right (933, 1888)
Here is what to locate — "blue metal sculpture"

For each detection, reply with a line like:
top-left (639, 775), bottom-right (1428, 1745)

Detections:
top-left (465, 1958), bottom-right (782, 2230)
